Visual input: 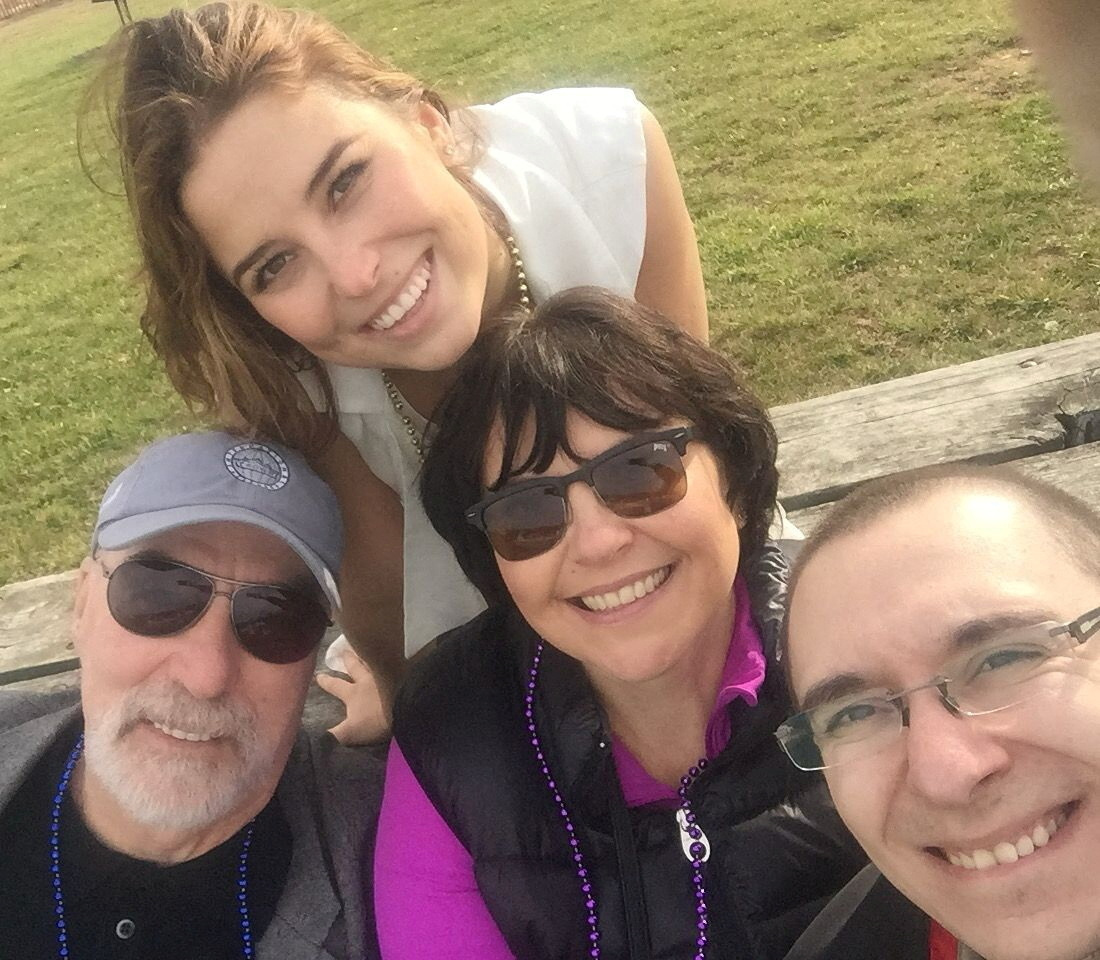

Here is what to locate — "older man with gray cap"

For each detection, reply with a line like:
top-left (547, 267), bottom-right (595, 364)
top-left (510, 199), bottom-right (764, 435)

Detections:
top-left (0, 431), bottom-right (381, 960)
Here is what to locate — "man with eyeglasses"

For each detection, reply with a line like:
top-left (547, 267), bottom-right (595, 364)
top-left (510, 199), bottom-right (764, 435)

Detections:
top-left (0, 432), bottom-right (381, 959)
top-left (777, 464), bottom-right (1100, 960)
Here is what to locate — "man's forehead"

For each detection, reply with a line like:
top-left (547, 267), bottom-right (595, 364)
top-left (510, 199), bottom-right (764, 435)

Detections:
top-left (115, 522), bottom-right (310, 581)
top-left (786, 486), bottom-right (1086, 692)
top-left (797, 485), bottom-right (1057, 599)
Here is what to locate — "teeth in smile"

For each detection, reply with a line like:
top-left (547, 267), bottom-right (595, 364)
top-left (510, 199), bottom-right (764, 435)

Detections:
top-left (369, 262), bottom-right (430, 331)
top-left (579, 565), bottom-right (671, 612)
top-left (945, 811), bottom-right (1067, 869)
top-left (151, 720), bottom-right (215, 743)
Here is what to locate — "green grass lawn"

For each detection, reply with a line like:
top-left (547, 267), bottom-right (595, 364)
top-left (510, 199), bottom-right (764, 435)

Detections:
top-left (2, 0), bottom-right (1098, 585)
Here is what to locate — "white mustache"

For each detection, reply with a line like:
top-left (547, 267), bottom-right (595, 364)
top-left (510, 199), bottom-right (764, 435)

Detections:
top-left (114, 681), bottom-right (256, 744)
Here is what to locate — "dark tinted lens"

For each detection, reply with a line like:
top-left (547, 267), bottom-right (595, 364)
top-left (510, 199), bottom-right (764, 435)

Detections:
top-left (482, 485), bottom-right (568, 562)
top-left (107, 558), bottom-right (212, 636)
top-left (592, 440), bottom-right (687, 518)
top-left (232, 586), bottom-right (329, 664)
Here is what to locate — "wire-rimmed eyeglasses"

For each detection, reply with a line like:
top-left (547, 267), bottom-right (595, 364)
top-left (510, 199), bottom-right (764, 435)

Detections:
top-left (776, 604), bottom-right (1100, 772)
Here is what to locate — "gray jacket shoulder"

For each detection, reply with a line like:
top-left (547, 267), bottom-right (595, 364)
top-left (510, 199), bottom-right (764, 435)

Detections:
top-left (264, 730), bottom-right (386, 960)
top-left (0, 688), bottom-right (79, 733)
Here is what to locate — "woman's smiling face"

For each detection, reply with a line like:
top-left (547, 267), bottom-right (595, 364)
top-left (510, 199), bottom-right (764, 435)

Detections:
top-left (485, 411), bottom-right (743, 689)
top-left (181, 84), bottom-right (498, 372)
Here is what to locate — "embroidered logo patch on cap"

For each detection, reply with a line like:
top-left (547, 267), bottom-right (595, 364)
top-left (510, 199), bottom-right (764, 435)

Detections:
top-left (223, 442), bottom-right (290, 490)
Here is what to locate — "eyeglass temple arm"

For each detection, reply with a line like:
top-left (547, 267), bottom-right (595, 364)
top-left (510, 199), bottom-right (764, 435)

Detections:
top-left (1068, 604), bottom-right (1100, 644)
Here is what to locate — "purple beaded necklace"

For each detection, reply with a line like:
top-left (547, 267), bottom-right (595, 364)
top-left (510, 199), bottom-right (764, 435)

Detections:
top-left (524, 640), bottom-right (712, 960)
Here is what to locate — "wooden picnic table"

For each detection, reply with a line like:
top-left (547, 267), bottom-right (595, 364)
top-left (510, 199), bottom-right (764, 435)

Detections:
top-left (3, 332), bottom-right (1098, 697)
top-left (781, 331), bottom-right (1100, 532)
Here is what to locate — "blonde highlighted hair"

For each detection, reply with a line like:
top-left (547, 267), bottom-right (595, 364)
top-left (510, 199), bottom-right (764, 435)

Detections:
top-left (89, 1), bottom-right (457, 452)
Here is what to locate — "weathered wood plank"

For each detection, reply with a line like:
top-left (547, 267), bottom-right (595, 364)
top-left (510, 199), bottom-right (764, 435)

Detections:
top-left (773, 333), bottom-right (1100, 509)
top-left (788, 440), bottom-right (1100, 537)
top-left (0, 572), bottom-right (79, 685)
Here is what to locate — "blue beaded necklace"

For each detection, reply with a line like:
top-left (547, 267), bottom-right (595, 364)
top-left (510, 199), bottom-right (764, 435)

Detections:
top-left (50, 735), bottom-right (257, 960)
top-left (524, 641), bottom-right (712, 960)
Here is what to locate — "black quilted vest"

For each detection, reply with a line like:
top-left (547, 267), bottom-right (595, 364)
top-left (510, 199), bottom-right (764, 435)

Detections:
top-left (393, 545), bottom-right (865, 960)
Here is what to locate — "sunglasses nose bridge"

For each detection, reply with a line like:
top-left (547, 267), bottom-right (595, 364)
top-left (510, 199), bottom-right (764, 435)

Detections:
top-left (160, 593), bottom-right (241, 701)
top-left (559, 478), bottom-right (638, 562)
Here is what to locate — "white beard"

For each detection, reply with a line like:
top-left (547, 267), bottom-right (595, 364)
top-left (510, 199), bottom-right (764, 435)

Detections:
top-left (83, 680), bottom-right (267, 832)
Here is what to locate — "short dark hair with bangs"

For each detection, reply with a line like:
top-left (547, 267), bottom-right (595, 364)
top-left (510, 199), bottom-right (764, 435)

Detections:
top-left (419, 287), bottom-right (779, 606)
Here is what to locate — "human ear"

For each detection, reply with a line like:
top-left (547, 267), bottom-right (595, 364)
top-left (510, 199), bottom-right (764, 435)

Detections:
top-left (415, 100), bottom-right (456, 161)
top-left (72, 557), bottom-right (96, 653)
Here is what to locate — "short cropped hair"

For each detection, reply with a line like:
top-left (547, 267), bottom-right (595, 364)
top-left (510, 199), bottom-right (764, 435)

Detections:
top-left (420, 288), bottom-right (779, 606)
top-left (782, 462), bottom-right (1100, 694)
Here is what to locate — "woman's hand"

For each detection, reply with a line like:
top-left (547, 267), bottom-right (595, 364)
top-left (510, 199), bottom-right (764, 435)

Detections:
top-left (317, 646), bottom-right (392, 743)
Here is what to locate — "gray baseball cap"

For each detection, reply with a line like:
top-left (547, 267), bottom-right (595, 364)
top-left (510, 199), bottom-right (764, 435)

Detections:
top-left (93, 432), bottom-right (342, 610)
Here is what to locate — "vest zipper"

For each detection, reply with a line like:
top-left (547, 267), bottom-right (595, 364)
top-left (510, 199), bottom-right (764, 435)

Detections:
top-left (609, 774), bottom-right (652, 959)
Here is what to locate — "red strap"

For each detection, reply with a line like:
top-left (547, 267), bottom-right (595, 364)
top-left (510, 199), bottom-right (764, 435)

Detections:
top-left (929, 919), bottom-right (958, 960)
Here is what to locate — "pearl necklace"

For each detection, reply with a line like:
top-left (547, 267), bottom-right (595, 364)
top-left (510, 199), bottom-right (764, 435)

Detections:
top-left (50, 735), bottom-right (257, 959)
top-left (525, 641), bottom-right (711, 959)
top-left (381, 233), bottom-right (531, 464)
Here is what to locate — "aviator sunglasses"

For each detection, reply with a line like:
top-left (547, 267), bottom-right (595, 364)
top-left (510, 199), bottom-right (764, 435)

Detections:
top-left (101, 556), bottom-right (332, 665)
top-left (465, 426), bottom-right (696, 562)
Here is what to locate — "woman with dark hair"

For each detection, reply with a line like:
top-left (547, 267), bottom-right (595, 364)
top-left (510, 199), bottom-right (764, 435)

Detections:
top-left (374, 289), bottom-right (863, 959)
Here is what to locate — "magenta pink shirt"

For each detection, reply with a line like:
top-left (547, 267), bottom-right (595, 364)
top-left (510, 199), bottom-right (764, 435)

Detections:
top-left (374, 577), bottom-right (766, 959)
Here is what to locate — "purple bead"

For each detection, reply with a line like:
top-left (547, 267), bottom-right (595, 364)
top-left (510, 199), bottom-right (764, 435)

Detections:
top-left (688, 826), bottom-right (701, 839)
